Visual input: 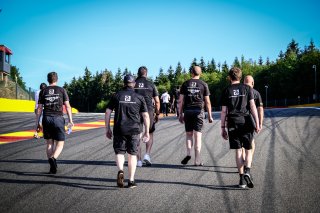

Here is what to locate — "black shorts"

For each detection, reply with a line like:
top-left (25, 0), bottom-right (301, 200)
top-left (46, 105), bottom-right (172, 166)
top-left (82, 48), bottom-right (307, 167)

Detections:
top-left (184, 110), bottom-right (204, 132)
top-left (227, 116), bottom-right (254, 149)
top-left (42, 116), bottom-right (66, 141)
top-left (113, 134), bottom-right (140, 155)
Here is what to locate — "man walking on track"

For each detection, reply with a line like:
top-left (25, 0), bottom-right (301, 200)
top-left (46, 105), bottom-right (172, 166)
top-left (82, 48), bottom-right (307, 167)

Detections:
top-left (178, 66), bottom-right (213, 166)
top-left (36, 72), bottom-right (74, 174)
top-left (161, 90), bottom-right (170, 116)
top-left (220, 67), bottom-right (261, 188)
top-left (105, 74), bottom-right (150, 188)
top-left (134, 66), bottom-right (160, 167)
top-left (243, 75), bottom-right (264, 171)
top-left (34, 82), bottom-right (47, 139)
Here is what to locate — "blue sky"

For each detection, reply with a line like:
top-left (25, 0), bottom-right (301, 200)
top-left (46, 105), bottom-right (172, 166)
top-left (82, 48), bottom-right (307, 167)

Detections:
top-left (1, 0), bottom-right (319, 89)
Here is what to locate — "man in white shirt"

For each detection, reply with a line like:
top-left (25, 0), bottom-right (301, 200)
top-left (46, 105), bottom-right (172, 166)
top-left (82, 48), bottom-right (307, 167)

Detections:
top-left (161, 91), bottom-right (170, 116)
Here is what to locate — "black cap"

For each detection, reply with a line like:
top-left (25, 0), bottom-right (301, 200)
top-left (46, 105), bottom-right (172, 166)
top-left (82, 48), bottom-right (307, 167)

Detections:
top-left (123, 74), bottom-right (135, 84)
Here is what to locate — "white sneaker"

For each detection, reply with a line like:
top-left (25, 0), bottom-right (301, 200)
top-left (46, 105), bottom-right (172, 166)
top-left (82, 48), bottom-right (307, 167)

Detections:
top-left (137, 160), bottom-right (143, 167)
top-left (143, 154), bottom-right (152, 166)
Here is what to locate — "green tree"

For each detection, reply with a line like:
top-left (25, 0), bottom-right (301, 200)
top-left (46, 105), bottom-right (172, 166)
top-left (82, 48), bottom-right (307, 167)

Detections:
top-left (199, 57), bottom-right (206, 72)
top-left (258, 56), bottom-right (263, 65)
top-left (189, 58), bottom-right (198, 72)
top-left (233, 57), bottom-right (240, 67)
top-left (10, 65), bottom-right (26, 90)
top-left (113, 68), bottom-right (123, 93)
top-left (175, 62), bottom-right (182, 78)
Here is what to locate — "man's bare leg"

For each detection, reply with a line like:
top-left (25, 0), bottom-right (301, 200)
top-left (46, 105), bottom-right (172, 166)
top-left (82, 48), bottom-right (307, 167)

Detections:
top-left (181, 131), bottom-right (193, 165)
top-left (145, 133), bottom-right (153, 155)
top-left (186, 131), bottom-right (193, 156)
top-left (46, 139), bottom-right (54, 158)
top-left (128, 154), bottom-right (137, 182)
top-left (52, 141), bottom-right (64, 159)
top-left (116, 154), bottom-right (125, 188)
top-left (194, 131), bottom-right (202, 165)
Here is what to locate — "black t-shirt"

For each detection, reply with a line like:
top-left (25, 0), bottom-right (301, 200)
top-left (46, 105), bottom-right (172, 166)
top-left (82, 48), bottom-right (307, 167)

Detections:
top-left (221, 83), bottom-right (254, 117)
top-left (134, 77), bottom-right (159, 111)
top-left (38, 85), bottom-right (69, 116)
top-left (253, 89), bottom-right (263, 107)
top-left (180, 79), bottom-right (210, 111)
top-left (107, 88), bottom-right (148, 135)
top-left (174, 90), bottom-right (180, 101)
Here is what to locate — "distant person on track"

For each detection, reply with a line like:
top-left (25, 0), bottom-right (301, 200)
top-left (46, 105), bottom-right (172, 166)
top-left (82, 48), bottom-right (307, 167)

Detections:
top-left (161, 90), bottom-right (170, 117)
top-left (220, 67), bottom-right (261, 188)
top-left (105, 74), bottom-right (150, 188)
top-left (36, 72), bottom-right (74, 174)
top-left (134, 66), bottom-right (160, 167)
top-left (172, 86), bottom-right (180, 117)
top-left (34, 82), bottom-right (47, 138)
top-left (178, 66), bottom-right (213, 166)
top-left (242, 75), bottom-right (264, 170)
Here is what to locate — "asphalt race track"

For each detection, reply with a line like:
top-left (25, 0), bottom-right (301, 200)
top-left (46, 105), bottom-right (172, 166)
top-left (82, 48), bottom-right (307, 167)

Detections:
top-left (0, 108), bottom-right (320, 213)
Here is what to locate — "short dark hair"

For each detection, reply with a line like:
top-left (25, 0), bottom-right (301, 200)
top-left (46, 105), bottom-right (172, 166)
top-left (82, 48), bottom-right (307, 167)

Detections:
top-left (191, 66), bottom-right (201, 76)
top-left (47, 72), bottom-right (58, 84)
top-left (228, 67), bottom-right (242, 81)
top-left (40, 83), bottom-right (47, 90)
top-left (138, 66), bottom-right (148, 77)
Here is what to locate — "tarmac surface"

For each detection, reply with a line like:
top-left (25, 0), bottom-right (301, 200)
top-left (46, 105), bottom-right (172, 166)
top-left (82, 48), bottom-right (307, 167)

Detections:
top-left (0, 108), bottom-right (320, 212)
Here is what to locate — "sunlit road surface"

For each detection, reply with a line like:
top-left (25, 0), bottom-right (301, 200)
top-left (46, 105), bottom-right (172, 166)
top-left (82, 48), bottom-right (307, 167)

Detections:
top-left (0, 108), bottom-right (319, 212)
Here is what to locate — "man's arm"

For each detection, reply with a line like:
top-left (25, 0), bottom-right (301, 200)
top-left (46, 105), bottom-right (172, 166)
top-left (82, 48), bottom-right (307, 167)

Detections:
top-left (64, 101), bottom-right (74, 127)
top-left (258, 106), bottom-right (264, 128)
top-left (154, 96), bottom-right (160, 122)
top-left (220, 106), bottom-right (228, 140)
top-left (178, 94), bottom-right (184, 123)
top-left (141, 111), bottom-right (150, 143)
top-left (204, 96), bottom-right (213, 123)
top-left (105, 108), bottom-right (113, 139)
top-left (249, 99), bottom-right (260, 133)
top-left (35, 104), bottom-right (43, 130)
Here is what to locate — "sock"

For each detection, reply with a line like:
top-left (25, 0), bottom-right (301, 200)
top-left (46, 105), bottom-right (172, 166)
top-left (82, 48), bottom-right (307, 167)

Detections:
top-left (246, 167), bottom-right (251, 174)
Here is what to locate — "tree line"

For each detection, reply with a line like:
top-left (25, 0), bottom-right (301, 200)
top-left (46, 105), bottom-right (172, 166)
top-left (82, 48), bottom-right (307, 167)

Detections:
top-left (63, 39), bottom-right (320, 112)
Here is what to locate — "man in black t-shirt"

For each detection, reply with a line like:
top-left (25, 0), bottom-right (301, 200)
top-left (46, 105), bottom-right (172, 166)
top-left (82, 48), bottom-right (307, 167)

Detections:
top-left (178, 66), bottom-right (213, 166)
top-left (243, 75), bottom-right (264, 170)
top-left (173, 86), bottom-right (180, 116)
top-left (106, 74), bottom-right (150, 188)
top-left (134, 66), bottom-right (160, 167)
top-left (220, 67), bottom-right (261, 188)
top-left (36, 72), bottom-right (74, 174)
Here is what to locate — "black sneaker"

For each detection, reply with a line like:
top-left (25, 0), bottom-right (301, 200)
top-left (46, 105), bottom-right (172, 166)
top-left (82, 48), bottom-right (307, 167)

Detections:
top-left (128, 181), bottom-right (137, 189)
top-left (181, 156), bottom-right (191, 165)
top-left (244, 173), bottom-right (254, 188)
top-left (239, 177), bottom-right (246, 188)
top-left (48, 157), bottom-right (57, 174)
top-left (117, 170), bottom-right (124, 188)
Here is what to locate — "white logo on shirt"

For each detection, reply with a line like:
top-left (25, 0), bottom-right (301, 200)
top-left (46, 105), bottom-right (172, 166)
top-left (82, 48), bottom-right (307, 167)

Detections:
top-left (49, 89), bottom-right (54, 95)
top-left (233, 89), bottom-right (240, 96)
top-left (125, 95), bottom-right (131, 102)
top-left (191, 82), bottom-right (197, 87)
top-left (138, 83), bottom-right (144, 88)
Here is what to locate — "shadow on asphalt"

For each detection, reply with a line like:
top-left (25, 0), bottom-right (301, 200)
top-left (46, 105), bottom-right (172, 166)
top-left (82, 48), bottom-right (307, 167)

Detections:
top-left (0, 159), bottom-right (243, 191)
top-left (0, 169), bottom-right (246, 191)
top-left (0, 169), bottom-right (117, 190)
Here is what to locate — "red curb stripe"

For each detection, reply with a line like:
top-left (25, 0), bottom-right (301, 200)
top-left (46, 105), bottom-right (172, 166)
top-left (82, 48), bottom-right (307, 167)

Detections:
top-left (75, 124), bottom-right (105, 127)
top-left (0, 136), bottom-right (33, 142)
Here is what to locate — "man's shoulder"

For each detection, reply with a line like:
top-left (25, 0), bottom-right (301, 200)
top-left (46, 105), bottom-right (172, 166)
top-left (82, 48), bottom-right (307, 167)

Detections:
top-left (253, 88), bottom-right (261, 95)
